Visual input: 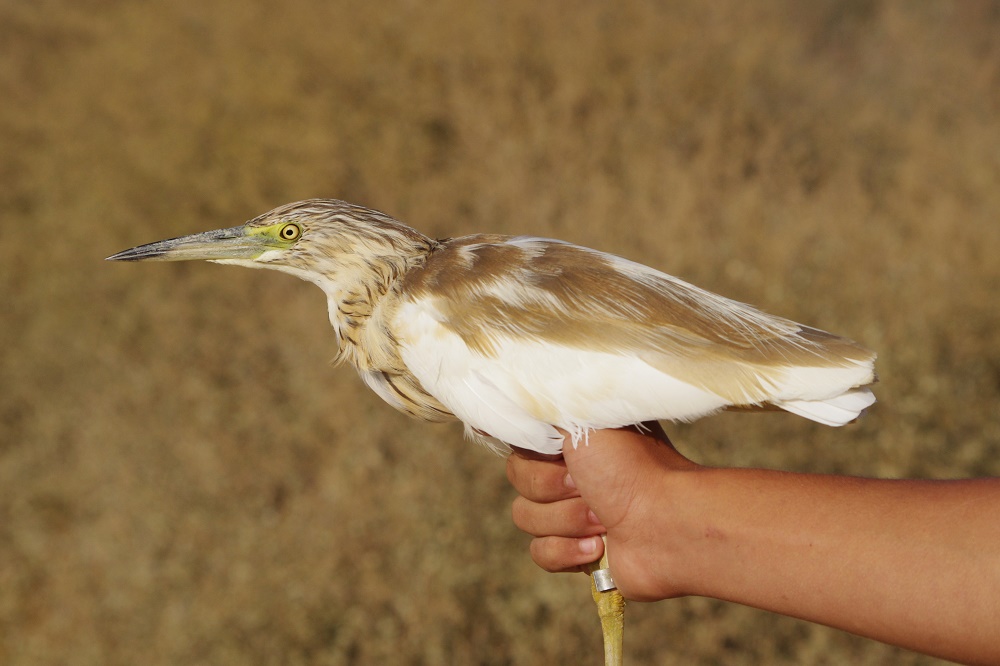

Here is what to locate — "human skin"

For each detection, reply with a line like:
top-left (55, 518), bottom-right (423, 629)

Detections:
top-left (506, 424), bottom-right (1000, 665)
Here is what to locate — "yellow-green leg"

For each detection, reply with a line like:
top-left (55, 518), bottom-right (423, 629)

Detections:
top-left (586, 535), bottom-right (625, 666)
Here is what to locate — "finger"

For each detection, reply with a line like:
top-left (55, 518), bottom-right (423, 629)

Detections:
top-left (506, 453), bottom-right (578, 503)
top-left (529, 535), bottom-right (605, 573)
top-left (511, 495), bottom-right (606, 538)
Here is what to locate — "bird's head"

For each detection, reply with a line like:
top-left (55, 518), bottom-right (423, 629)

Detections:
top-left (107, 199), bottom-right (435, 293)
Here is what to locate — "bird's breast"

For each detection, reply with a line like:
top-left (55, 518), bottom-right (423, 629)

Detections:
top-left (327, 293), bottom-right (454, 423)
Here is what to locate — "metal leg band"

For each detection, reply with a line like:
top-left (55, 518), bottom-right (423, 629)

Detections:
top-left (592, 568), bottom-right (617, 592)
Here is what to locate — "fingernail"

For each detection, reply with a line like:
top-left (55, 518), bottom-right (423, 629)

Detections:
top-left (587, 509), bottom-right (602, 525)
top-left (564, 473), bottom-right (576, 490)
top-left (579, 536), bottom-right (598, 555)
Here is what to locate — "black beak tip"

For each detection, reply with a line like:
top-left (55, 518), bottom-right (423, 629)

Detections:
top-left (106, 248), bottom-right (164, 262)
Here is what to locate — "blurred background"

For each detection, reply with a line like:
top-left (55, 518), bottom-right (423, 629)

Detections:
top-left (2, 1), bottom-right (998, 664)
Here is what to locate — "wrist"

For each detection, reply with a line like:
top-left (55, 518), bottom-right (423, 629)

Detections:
top-left (612, 464), bottom-right (720, 601)
top-left (661, 466), bottom-right (738, 599)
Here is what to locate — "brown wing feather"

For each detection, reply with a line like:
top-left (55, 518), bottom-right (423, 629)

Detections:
top-left (403, 236), bottom-right (875, 404)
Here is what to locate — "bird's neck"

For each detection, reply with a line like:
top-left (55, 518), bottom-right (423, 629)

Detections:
top-left (320, 240), bottom-right (436, 370)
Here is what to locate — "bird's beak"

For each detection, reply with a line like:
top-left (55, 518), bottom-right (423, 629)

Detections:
top-left (106, 225), bottom-right (268, 262)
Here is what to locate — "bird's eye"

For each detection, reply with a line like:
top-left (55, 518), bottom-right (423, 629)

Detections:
top-left (279, 223), bottom-right (302, 241)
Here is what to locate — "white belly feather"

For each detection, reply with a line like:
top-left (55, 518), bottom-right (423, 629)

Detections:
top-left (396, 300), bottom-right (737, 453)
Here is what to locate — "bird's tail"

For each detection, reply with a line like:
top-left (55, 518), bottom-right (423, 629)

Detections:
top-left (773, 386), bottom-right (876, 426)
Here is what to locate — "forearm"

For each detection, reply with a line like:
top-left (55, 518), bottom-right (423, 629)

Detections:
top-left (669, 469), bottom-right (1000, 664)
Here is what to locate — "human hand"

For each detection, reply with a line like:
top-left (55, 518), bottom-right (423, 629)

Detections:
top-left (506, 423), bottom-right (703, 601)
top-left (510, 426), bottom-right (1000, 663)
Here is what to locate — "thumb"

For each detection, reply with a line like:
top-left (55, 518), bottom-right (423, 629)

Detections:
top-left (560, 425), bottom-right (659, 530)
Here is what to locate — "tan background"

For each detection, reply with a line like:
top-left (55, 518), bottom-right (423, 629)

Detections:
top-left (2, 1), bottom-right (999, 664)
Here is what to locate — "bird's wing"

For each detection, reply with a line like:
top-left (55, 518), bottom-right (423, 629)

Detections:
top-left (392, 235), bottom-right (875, 451)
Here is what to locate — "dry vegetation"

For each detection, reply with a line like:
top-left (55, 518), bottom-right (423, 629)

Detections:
top-left (2, 1), bottom-right (999, 664)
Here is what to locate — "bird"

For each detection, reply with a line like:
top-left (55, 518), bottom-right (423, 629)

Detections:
top-left (108, 198), bottom-right (876, 455)
top-left (108, 198), bottom-right (877, 664)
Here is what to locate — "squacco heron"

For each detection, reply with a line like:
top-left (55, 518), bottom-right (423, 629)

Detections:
top-left (109, 198), bottom-right (876, 665)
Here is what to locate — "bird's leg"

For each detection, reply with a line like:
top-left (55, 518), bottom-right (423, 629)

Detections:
top-left (585, 535), bottom-right (625, 666)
